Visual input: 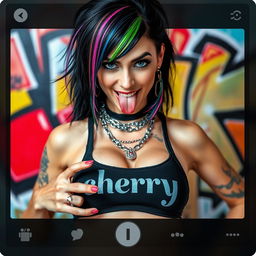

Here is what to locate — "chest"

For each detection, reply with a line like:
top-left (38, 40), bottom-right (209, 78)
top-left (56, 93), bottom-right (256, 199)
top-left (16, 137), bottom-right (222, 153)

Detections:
top-left (93, 120), bottom-right (170, 168)
top-left (65, 118), bottom-right (189, 174)
top-left (72, 158), bottom-right (189, 219)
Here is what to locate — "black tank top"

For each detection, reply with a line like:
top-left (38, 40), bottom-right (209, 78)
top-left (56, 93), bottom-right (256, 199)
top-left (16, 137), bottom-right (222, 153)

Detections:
top-left (72, 113), bottom-right (189, 218)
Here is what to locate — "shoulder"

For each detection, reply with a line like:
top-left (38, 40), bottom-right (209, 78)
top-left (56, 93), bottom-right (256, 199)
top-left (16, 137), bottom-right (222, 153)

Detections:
top-left (165, 117), bottom-right (208, 149)
top-left (47, 119), bottom-right (89, 154)
top-left (164, 117), bottom-right (213, 170)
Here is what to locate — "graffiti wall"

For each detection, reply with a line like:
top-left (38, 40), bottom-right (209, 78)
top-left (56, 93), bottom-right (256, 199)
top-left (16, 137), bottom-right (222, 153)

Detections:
top-left (169, 29), bottom-right (244, 218)
top-left (10, 29), bottom-right (244, 218)
top-left (10, 29), bottom-right (73, 218)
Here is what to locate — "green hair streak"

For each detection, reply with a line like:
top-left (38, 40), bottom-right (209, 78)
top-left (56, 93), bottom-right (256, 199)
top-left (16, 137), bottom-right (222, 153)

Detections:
top-left (109, 16), bottom-right (142, 62)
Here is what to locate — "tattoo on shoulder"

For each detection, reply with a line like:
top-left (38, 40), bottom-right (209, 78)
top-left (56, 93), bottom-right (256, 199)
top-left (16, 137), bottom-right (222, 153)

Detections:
top-left (37, 147), bottom-right (49, 187)
top-left (152, 133), bottom-right (163, 142)
top-left (214, 165), bottom-right (244, 198)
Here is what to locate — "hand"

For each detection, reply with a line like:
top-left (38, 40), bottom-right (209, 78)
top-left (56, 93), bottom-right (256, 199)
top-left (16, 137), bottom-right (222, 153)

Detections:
top-left (34, 160), bottom-right (99, 216)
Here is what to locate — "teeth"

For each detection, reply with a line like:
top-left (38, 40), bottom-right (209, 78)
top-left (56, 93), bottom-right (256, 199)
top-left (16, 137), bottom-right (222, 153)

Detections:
top-left (118, 91), bottom-right (137, 97)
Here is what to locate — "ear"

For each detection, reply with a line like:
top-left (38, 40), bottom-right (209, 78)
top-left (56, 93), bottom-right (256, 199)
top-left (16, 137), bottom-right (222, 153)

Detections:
top-left (157, 43), bottom-right (165, 68)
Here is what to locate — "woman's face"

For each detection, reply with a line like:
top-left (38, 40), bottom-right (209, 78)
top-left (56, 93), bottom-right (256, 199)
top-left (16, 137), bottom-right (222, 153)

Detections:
top-left (97, 35), bottom-right (165, 114)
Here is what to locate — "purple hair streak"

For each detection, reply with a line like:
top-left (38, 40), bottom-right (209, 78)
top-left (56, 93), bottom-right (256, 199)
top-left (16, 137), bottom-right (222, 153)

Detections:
top-left (89, 6), bottom-right (129, 121)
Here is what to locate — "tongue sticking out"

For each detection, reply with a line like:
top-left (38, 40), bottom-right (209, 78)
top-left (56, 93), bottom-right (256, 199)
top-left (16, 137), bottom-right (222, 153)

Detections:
top-left (118, 93), bottom-right (137, 114)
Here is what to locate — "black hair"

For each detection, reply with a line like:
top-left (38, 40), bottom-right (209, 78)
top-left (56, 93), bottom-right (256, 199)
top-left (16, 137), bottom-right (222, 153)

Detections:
top-left (61, 0), bottom-right (175, 122)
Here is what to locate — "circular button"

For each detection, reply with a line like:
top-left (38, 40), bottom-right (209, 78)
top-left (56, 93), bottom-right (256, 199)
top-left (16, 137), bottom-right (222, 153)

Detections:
top-left (14, 8), bottom-right (28, 23)
top-left (115, 222), bottom-right (141, 247)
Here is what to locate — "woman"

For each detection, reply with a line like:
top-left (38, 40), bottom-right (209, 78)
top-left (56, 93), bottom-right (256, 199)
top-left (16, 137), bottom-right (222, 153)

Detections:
top-left (21, 0), bottom-right (244, 219)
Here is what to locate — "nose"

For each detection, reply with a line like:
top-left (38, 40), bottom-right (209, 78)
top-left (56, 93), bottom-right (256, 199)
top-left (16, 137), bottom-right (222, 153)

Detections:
top-left (119, 69), bottom-right (135, 90)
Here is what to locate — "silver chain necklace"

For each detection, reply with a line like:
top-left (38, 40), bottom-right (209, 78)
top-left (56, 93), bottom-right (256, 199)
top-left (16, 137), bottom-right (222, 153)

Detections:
top-left (99, 105), bottom-right (154, 160)
top-left (119, 138), bottom-right (141, 144)
top-left (99, 104), bottom-right (150, 132)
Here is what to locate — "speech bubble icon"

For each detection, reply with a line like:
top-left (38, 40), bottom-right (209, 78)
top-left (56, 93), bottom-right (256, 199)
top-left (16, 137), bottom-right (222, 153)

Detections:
top-left (71, 228), bottom-right (84, 241)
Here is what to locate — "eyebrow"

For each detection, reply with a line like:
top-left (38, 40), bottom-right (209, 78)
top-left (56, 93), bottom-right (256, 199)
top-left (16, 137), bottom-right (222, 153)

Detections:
top-left (106, 52), bottom-right (152, 63)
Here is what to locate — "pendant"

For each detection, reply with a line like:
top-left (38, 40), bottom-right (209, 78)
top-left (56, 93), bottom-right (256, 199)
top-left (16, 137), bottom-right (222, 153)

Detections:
top-left (125, 148), bottom-right (137, 160)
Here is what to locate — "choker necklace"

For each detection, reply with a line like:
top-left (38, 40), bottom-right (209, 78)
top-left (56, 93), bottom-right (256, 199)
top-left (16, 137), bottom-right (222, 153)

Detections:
top-left (100, 104), bottom-right (150, 132)
top-left (104, 103), bottom-right (149, 121)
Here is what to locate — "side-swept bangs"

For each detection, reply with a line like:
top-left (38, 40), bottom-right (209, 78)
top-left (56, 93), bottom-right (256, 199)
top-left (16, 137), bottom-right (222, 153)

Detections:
top-left (64, 4), bottom-right (146, 123)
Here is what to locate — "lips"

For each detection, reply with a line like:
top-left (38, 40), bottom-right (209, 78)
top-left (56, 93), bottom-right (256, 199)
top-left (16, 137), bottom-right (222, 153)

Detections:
top-left (115, 90), bottom-right (138, 96)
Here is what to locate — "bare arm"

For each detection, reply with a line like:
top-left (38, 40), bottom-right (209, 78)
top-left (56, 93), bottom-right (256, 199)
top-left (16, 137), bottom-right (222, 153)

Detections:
top-left (209, 162), bottom-right (244, 218)
top-left (167, 119), bottom-right (244, 218)
top-left (188, 123), bottom-right (244, 218)
top-left (21, 122), bottom-right (98, 219)
top-left (37, 147), bottom-right (49, 188)
top-left (21, 146), bottom-right (54, 218)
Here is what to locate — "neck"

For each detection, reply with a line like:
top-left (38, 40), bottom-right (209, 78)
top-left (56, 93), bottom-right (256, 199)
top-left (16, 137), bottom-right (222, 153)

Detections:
top-left (104, 104), bottom-right (149, 121)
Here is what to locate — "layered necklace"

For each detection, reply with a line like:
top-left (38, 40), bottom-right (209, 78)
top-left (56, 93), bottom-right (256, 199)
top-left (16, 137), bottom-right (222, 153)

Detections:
top-left (99, 104), bottom-right (154, 160)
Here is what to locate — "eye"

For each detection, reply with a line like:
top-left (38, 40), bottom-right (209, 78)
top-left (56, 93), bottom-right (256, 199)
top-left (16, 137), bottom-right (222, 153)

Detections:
top-left (102, 62), bottom-right (118, 70)
top-left (135, 59), bottom-right (150, 68)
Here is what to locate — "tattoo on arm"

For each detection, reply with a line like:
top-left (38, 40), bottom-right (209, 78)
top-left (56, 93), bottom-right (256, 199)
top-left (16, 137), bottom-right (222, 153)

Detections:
top-left (215, 169), bottom-right (242, 189)
top-left (152, 133), bottom-right (163, 142)
top-left (37, 147), bottom-right (49, 187)
top-left (214, 166), bottom-right (244, 198)
top-left (219, 189), bottom-right (244, 198)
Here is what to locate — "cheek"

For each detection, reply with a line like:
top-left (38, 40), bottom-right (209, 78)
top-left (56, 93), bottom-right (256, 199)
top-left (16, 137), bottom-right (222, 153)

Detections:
top-left (97, 72), bottom-right (115, 91)
top-left (137, 70), bottom-right (156, 90)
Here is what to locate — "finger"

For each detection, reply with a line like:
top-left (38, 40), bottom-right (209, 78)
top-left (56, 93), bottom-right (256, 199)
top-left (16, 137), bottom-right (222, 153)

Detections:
top-left (62, 194), bottom-right (84, 207)
top-left (61, 160), bottom-right (94, 180)
top-left (69, 195), bottom-right (84, 207)
top-left (58, 204), bottom-right (99, 216)
top-left (66, 183), bottom-right (98, 194)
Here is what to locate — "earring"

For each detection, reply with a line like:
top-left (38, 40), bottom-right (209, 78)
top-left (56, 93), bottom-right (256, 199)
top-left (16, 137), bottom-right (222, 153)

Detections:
top-left (155, 67), bottom-right (163, 97)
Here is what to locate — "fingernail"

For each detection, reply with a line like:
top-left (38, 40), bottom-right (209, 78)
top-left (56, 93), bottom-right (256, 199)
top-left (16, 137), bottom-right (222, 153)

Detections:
top-left (91, 186), bottom-right (98, 192)
top-left (91, 209), bottom-right (99, 214)
top-left (84, 160), bottom-right (93, 165)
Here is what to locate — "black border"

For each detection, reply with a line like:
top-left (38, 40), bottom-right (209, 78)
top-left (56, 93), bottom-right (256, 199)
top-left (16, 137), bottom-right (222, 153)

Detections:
top-left (1, 0), bottom-right (256, 255)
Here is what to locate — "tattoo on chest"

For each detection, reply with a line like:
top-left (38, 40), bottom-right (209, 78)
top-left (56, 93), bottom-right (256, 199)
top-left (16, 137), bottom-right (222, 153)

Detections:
top-left (152, 133), bottom-right (163, 142)
top-left (214, 165), bottom-right (244, 198)
top-left (37, 147), bottom-right (49, 187)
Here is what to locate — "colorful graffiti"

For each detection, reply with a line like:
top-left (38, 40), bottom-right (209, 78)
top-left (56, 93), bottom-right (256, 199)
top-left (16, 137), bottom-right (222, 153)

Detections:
top-left (10, 29), bottom-right (73, 218)
top-left (10, 29), bottom-right (244, 219)
top-left (169, 29), bottom-right (244, 218)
